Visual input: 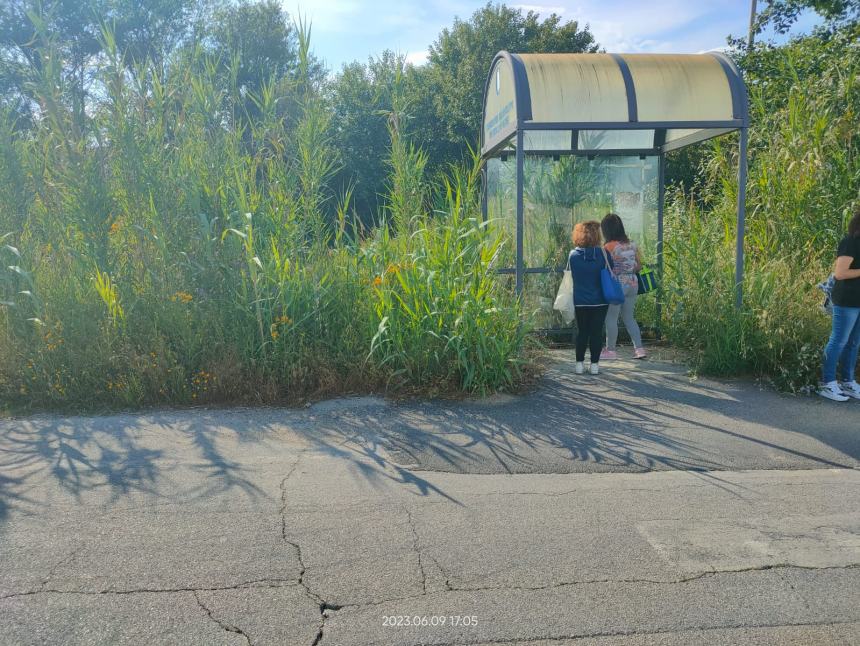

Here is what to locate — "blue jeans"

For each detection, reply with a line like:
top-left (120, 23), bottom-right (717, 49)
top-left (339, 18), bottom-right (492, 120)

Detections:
top-left (822, 306), bottom-right (860, 383)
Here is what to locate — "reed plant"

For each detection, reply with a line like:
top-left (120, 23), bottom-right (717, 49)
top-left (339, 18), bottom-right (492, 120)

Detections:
top-left (0, 24), bottom-right (532, 411)
top-left (663, 34), bottom-right (858, 391)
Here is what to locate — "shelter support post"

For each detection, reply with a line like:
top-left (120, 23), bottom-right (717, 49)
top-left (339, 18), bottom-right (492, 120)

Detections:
top-left (516, 129), bottom-right (524, 296)
top-left (735, 127), bottom-right (748, 310)
top-left (481, 164), bottom-right (488, 222)
top-left (656, 154), bottom-right (665, 339)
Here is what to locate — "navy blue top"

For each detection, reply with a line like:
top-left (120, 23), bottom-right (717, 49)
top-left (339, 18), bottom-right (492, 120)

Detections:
top-left (569, 247), bottom-right (613, 306)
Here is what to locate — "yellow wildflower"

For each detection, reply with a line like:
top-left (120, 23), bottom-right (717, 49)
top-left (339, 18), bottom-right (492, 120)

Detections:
top-left (170, 291), bottom-right (193, 304)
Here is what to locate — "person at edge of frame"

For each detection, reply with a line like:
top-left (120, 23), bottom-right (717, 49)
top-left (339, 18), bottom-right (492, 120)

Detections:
top-left (819, 208), bottom-right (860, 402)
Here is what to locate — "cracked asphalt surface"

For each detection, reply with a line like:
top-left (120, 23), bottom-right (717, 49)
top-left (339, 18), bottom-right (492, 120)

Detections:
top-left (1, 352), bottom-right (859, 645)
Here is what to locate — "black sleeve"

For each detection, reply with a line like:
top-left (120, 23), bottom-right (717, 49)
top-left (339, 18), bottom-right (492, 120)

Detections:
top-left (837, 237), bottom-right (854, 259)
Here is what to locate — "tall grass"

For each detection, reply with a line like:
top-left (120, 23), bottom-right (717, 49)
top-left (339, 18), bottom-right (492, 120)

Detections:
top-left (663, 35), bottom-right (859, 390)
top-left (0, 26), bottom-right (532, 411)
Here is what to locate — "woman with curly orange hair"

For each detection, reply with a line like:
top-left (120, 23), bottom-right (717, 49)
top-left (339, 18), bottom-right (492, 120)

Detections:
top-left (568, 221), bottom-right (612, 375)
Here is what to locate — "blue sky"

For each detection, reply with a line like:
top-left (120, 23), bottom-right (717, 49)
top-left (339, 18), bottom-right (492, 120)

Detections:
top-left (282, 1), bottom-right (821, 70)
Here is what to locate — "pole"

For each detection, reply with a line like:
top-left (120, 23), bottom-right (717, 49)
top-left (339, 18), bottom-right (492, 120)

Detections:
top-left (481, 163), bottom-right (488, 223)
top-left (735, 128), bottom-right (748, 310)
top-left (748, 0), bottom-right (758, 50)
top-left (656, 154), bottom-right (665, 339)
top-left (515, 129), bottom-right (524, 296)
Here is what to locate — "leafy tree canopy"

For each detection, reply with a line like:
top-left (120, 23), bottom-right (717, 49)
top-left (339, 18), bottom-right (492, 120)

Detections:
top-left (329, 3), bottom-right (599, 222)
top-left (416, 2), bottom-right (598, 171)
top-left (754, 0), bottom-right (859, 35)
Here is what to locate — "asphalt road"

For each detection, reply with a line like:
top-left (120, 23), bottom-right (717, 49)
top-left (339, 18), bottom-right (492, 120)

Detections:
top-left (1, 352), bottom-right (858, 645)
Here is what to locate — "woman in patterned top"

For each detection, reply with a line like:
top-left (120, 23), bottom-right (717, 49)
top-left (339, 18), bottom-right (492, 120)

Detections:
top-left (600, 213), bottom-right (646, 360)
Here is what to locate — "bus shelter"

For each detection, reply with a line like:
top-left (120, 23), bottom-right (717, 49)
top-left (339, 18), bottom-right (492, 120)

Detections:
top-left (481, 52), bottom-right (749, 334)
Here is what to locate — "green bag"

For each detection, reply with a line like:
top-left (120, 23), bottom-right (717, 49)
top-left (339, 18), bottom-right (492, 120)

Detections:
top-left (637, 265), bottom-right (657, 295)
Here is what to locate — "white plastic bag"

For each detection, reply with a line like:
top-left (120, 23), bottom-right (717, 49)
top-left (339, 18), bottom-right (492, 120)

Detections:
top-left (553, 260), bottom-right (575, 324)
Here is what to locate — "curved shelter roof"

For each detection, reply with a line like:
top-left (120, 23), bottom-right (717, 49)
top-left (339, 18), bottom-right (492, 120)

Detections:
top-left (481, 52), bottom-right (748, 156)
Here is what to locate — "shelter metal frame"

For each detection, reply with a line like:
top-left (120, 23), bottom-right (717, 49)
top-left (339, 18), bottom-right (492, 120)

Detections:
top-left (480, 52), bottom-right (749, 336)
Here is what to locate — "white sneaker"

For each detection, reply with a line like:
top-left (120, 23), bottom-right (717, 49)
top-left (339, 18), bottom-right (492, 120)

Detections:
top-left (819, 382), bottom-right (849, 402)
top-left (589, 362), bottom-right (599, 375)
top-left (839, 381), bottom-right (860, 400)
top-left (575, 362), bottom-right (585, 375)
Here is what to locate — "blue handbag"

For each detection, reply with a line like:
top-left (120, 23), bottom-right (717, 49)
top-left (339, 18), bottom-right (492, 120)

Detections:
top-left (600, 247), bottom-right (625, 305)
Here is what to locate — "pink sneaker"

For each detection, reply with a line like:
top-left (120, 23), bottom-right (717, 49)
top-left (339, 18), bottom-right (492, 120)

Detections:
top-left (601, 350), bottom-right (618, 360)
top-left (633, 347), bottom-right (647, 359)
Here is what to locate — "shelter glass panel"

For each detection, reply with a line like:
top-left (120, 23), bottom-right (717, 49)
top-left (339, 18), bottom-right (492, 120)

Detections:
top-left (522, 155), bottom-right (660, 272)
top-left (485, 151), bottom-right (517, 270)
top-left (522, 272), bottom-right (566, 331)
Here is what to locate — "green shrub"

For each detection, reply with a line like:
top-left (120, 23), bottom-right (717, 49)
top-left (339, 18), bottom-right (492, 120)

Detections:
top-left (0, 27), bottom-right (532, 411)
top-left (663, 31), bottom-right (858, 391)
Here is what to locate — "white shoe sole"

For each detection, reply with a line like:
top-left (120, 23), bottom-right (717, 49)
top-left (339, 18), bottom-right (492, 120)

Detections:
top-left (839, 386), bottom-right (860, 400)
top-left (819, 389), bottom-right (849, 402)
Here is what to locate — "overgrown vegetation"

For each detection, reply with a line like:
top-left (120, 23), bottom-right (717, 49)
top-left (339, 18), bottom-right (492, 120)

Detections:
top-left (0, 19), bottom-right (532, 410)
top-left (1, 0), bottom-right (858, 409)
top-left (663, 24), bottom-right (860, 390)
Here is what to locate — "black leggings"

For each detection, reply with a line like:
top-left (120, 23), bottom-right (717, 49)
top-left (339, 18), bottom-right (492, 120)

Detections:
top-left (574, 305), bottom-right (608, 363)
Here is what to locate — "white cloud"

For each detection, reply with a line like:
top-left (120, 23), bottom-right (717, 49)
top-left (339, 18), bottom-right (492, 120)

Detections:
top-left (282, 0), bottom-right (771, 69)
top-left (282, 1), bottom-right (362, 33)
top-left (405, 50), bottom-right (429, 66)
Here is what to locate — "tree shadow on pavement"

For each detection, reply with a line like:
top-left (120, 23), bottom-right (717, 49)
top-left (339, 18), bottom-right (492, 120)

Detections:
top-left (0, 413), bottom-right (271, 524)
top-left (1, 353), bottom-right (857, 527)
top-left (289, 354), bottom-right (858, 489)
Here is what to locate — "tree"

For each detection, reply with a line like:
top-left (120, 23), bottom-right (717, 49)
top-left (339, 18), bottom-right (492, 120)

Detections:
top-left (0, 0), bottom-right (205, 128)
top-left (0, 0), bottom-right (106, 127)
top-left (327, 52), bottom-right (408, 225)
top-left (108, 0), bottom-right (201, 70)
top-left (202, 1), bottom-right (327, 130)
top-left (329, 3), bottom-right (599, 223)
top-left (754, 0), bottom-right (859, 35)
top-left (414, 3), bottom-right (598, 174)
top-left (731, 0), bottom-right (859, 47)
top-left (207, 0), bottom-right (298, 96)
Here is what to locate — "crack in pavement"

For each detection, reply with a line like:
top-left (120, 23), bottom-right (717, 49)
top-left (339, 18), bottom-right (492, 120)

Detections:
top-left (5, 563), bottom-right (853, 610)
top-left (286, 562), bottom-right (860, 614)
top-left (775, 567), bottom-right (815, 615)
top-left (279, 451), bottom-right (331, 646)
top-left (446, 562), bottom-right (860, 594)
top-left (426, 553), bottom-right (454, 592)
top-left (0, 579), bottom-right (300, 601)
top-left (40, 544), bottom-right (86, 591)
top-left (193, 590), bottom-right (252, 646)
top-left (405, 507), bottom-right (427, 594)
